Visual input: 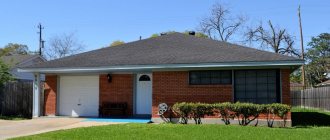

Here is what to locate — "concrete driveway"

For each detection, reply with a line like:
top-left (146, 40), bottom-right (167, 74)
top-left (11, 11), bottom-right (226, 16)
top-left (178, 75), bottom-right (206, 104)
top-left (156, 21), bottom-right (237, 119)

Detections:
top-left (0, 117), bottom-right (118, 139)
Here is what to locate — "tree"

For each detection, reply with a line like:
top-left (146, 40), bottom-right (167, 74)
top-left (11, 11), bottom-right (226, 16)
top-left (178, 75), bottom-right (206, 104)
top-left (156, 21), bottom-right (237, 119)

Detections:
top-left (306, 33), bottom-right (330, 62)
top-left (246, 20), bottom-right (299, 57)
top-left (198, 2), bottom-right (246, 41)
top-left (0, 51), bottom-right (13, 85)
top-left (306, 62), bottom-right (328, 86)
top-left (290, 69), bottom-right (302, 83)
top-left (45, 33), bottom-right (85, 60)
top-left (0, 43), bottom-right (29, 56)
top-left (0, 43), bottom-right (29, 84)
top-left (0, 60), bottom-right (12, 86)
top-left (109, 40), bottom-right (125, 47)
top-left (305, 33), bottom-right (330, 86)
top-left (0, 47), bottom-right (11, 56)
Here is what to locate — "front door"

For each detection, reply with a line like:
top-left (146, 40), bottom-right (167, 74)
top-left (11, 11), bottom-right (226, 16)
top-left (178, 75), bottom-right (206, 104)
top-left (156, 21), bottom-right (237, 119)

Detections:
top-left (136, 74), bottom-right (152, 115)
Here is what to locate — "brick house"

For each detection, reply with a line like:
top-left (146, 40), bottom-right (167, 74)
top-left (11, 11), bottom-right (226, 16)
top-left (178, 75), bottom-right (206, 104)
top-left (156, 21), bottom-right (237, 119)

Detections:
top-left (19, 32), bottom-right (303, 124)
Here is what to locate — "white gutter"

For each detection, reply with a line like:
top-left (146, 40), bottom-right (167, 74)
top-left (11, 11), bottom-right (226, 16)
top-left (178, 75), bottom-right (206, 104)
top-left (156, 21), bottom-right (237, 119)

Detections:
top-left (18, 60), bottom-right (304, 73)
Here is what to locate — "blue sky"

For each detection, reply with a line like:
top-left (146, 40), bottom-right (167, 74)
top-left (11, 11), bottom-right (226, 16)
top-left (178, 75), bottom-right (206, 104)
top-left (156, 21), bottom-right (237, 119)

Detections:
top-left (0, 0), bottom-right (329, 52)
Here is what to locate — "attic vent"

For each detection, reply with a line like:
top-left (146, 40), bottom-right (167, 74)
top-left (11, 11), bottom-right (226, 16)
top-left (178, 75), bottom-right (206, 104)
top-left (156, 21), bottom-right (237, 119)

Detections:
top-left (188, 31), bottom-right (195, 35)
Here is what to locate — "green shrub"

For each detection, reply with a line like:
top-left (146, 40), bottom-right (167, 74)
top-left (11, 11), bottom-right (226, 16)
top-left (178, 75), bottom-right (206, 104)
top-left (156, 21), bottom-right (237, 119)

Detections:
top-left (231, 102), bottom-right (264, 126)
top-left (190, 103), bottom-right (213, 124)
top-left (172, 102), bottom-right (291, 127)
top-left (172, 102), bottom-right (213, 124)
top-left (172, 102), bottom-right (193, 124)
top-left (213, 102), bottom-right (234, 125)
top-left (264, 103), bottom-right (291, 127)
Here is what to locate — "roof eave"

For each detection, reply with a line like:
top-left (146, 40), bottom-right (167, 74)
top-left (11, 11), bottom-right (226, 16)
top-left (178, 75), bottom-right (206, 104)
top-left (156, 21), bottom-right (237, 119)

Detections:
top-left (18, 60), bottom-right (304, 74)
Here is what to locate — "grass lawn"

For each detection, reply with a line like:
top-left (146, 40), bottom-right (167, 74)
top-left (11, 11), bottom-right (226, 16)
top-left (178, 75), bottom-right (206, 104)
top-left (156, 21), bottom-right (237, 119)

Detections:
top-left (11, 124), bottom-right (330, 140)
top-left (11, 107), bottom-right (330, 140)
top-left (292, 107), bottom-right (330, 115)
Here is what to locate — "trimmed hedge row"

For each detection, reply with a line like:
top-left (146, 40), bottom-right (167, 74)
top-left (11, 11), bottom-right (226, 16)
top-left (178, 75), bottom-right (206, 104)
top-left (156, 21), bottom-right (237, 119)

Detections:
top-left (171, 102), bottom-right (291, 127)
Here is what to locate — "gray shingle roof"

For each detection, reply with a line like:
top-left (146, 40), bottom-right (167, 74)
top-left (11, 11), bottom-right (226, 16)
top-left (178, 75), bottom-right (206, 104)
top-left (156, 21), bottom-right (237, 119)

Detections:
top-left (24, 33), bottom-right (301, 69)
top-left (1, 54), bottom-right (41, 68)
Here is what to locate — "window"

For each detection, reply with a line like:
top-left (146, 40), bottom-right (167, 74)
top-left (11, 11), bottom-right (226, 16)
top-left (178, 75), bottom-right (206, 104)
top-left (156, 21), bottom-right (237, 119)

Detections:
top-left (139, 75), bottom-right (150, 81)
top-left (189, 70), bottom-right (232, 85)
top-left (234, 70), bottom-right (280, 104)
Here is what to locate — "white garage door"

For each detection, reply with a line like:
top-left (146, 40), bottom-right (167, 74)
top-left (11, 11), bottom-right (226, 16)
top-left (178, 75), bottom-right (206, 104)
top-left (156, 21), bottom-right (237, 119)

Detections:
top-left (59, 75), bottom-right (99, 117)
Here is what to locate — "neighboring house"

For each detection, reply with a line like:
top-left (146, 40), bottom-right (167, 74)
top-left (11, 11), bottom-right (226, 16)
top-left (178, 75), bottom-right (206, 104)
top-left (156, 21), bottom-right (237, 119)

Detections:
top-left (1, 54), bottom-right (46, 81)
top-left (19, 33), bottom-right (303, 124)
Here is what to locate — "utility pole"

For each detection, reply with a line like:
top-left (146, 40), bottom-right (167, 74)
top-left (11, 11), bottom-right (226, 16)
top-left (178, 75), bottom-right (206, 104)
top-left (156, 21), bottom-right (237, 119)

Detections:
top-left (37, 23), bottom-right (44, 56)
top-left (298, 5), bottom-right (305, 87)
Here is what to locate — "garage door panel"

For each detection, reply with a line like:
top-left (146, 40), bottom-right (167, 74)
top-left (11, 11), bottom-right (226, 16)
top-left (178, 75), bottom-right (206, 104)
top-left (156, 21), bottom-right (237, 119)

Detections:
top-left (59, 75), bottom-right (99, 117)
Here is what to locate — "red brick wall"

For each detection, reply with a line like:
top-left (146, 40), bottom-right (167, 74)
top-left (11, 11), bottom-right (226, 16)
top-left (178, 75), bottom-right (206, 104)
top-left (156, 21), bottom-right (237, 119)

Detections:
top-left (44, 75), bottom-right (57, 116)
top-left (280, 69), bottom-right (291, 119)
top-left (99, 74), bottom-right (134, 116)
top-left (42, 69), bottom-right (291, 119)
top-left (152, 71), bottom-right (232, 118)
top-left (281, 69), bottom-right (291, 105)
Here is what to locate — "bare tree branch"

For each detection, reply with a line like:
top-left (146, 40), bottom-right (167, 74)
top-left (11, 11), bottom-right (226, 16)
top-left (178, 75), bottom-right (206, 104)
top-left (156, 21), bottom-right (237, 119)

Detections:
top-left (45, 32), bottom-right (85, 60)
top-left (198, 2), bottom-right (246, 42)
top-left (245, 20), bottom-right (299, 57)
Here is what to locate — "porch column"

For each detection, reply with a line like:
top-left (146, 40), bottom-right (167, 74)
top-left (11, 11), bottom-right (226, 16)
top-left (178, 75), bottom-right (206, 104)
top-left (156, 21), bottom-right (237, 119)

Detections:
top-left (33, 73), bottom-right (41, 118)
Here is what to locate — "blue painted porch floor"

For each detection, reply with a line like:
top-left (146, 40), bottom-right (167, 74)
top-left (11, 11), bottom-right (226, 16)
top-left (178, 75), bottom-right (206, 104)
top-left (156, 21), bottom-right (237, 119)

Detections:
top-left (82, 118), bottom-right (151, 123)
